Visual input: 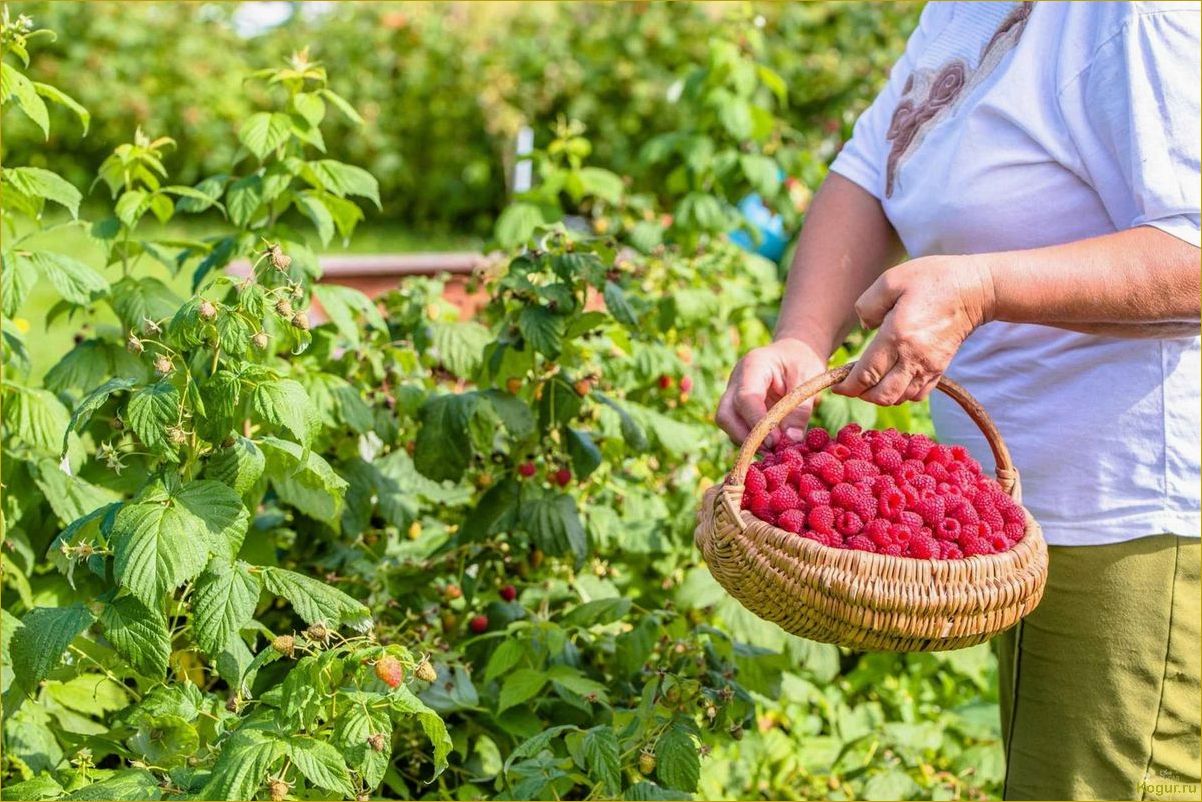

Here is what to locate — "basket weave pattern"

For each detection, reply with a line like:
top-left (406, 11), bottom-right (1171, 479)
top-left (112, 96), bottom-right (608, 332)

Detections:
top-left (695, 364), bottom-right (1049, 652)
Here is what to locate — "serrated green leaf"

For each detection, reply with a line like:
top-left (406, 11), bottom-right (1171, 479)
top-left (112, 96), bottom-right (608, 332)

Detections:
top-left (239, 112), bottom-right (292, 161)
top-left (252, 378), bottom-right (318, 445)
top-left (520, 491), bottom-right (587, 562)
top-left (192, 560), bottom-right (260, 658)
top-left (654, 724), bottom-right (699, 793)
top-left (126, 380), bottom-right (180, 454)
top-left (582, 726), bottom-right (621, 796)
top-left (23, 251), bottom-right (108, 305)
top-left (98, 594), bottom-right (170, 679)
top-left (205, 436), bottom-right (265, 495)
top-left (64, 769), bottom-right (161, 801)
top-left (518, 306), bottom-right (565, 358)
top-left (259, 436), bottom-right (348, 527)
top-left (429, 320), bottom-right (490, 378)
top-left (11, 604), bottom-right (94, 693)
top-left (261, 566), bottom-right (371, 632)
top-left (414, 392), bottom-right (478, 483)
top-left (498, 669), bottom-right (547, 712)
top-left (225, 174), bottom-right (262, 227)
top-left (286, 736), bottom-right (355, 798)
top-left (3, 166), bottom-right (82, 218)
top-left (333, 694), bottom-right (391, 788)
top-left (303, 160), bottom-right (381, 209)
top-left (199, 730), bottom-right (284, 800)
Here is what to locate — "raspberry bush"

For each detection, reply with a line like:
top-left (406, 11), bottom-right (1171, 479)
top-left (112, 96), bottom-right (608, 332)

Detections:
top-left (1, 10), bottom-right (1006, 802)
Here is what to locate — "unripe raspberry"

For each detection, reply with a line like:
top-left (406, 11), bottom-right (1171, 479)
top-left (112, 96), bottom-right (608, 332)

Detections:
top-left (268, 245), bottom-right (292, 271)
top-left (199, 300), bottom-right (217, 321)
top-left (638, 751), bottom-right (657, 775)
top-left (375, 655), bottom-right (404, 688)
top-left (304, 623), bottom-right (331, 644)
top-left (367, 733), bottom-right (388, 752)
top-left (836, 510), bottom-right (865, 537)
top-left (469, 614), bottom-right (489, 634)
top-left (153, 354), bottom-right (173, 375)
top-left (553, 467), bottom-right (572, 487)
top-left (499, 584), bottom-right (517, 602)
top-left (275, 298), bottom-right (294, 317)
top-left (573, 378), bottom-right (592, 397)
top-left (680, 376), bottom-right (693, 393)
top-left (803, 427), bottom-right (831, 452)
top-left (290, 311), bottom-right (310, 331)
top-left (126, 332), bottom-right (144, 354)
top-left (251, 331), bottom-right (269, 350)
top-left (414, 659), bottom-right (437, 683)
top-left (268, 779), bottom-right (290, 802)
top-left (777, 509), bottom-right (806, 533)
top-left (444, 584), bottom-right (462, 601)
top-left (807, 505), bottom-right (836, 536)
top-left (271, 635), bottom-right (295, 657)
top-left (517, 461), bottom-right (536, 478)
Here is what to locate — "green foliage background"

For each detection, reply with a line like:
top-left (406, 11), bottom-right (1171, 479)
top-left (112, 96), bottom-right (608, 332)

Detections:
top-left (0, 3), bottom-right (1010, 802)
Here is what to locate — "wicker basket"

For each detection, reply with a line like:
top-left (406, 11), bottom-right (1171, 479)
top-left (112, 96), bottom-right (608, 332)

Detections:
top-left (695, 363), bottom-right (1048, 652)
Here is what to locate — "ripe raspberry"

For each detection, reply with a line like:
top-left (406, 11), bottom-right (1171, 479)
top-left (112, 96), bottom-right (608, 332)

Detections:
top-left (804, 427), bottom-right (831, 452)
top-left (911, 474), bottom-right (936, 494)
top-left (1000, 500), bottom-right (1025, 526)
top-left (831, 483), bottom-right (860, 511)
top-left (962, 536), bottom-right (993, 557)
top-left (848, 439), bottom-right (874, 461)
top-left (807, 505), bottom-right (836, 535)
top-left (907, 534), bottom-right (939, 559)
top-left (991, 534), bottom-right (1011, 552)
top-left (553, 468), bottom-right (572, 487)
top-left (821, 443), bottom-right (848, 462)
top-left (764, 463), bottom-right (792, 491)
top-left (865, 518), bottom-right (893, 548)
top-left (898, 511), bottom-right (924, 533)
top-left (843, 459), bottom-right (879, 483)
top-left (895, 460), bottom-right (925, 485)
top-left (845, 535), bottom-right (876, 553)
top-left (949, 445), bottom-right (972, 463)
top-left (926, 462), bottom-right (951, 484)
top-left (889, 522), bottom-right (914, 544)
top-left (882, 543), bottom-right (905, 557)
top-left (657, 374), bottom-right (674, 390)
top-left (375, 656), bottom-right (404, 688)
top-left (805, 489), bottom-right (831, 507)
top-left (777, 509), bottom-right (806, 533)
top-left (936, 518), bottom-right (962, 541)
top-left (680, 376), bottom-right (694, 393)
top-left (745, 466), bottom-right (767, 495)
top-left (499, 585), bottom-right (517, 602)
top-left (778, 447), bottom-right (806, 468)
top-left (800, 531), bottom-right (830, 547)
top-left (518, 462), bottom-right (537, 478)
top-left (873, 447), bottom-right (903, 473)
top-left (836, 423), bottom-right (863, 443)
top-left (947, 497), bottom-right (979, 526)
top-left (769, 485), bottom-right (803, 514)
top-left (949, 465), bottom-right (977, 489)
top-left (914, 494), bottom-right (946, 527)
top-left (836, 511), bottom-right (865, 537)
top-left (1003, 521), bottom-right (1025, 542)
top-left (905, 434), bottom-right (935, 461)
top-left (926, 444), bottom-right (954, 467)
top-left (871, 474), bottom-right (896, 495)
top-left (469, 614), bottom-right (489, 634)
top-left (937, 482), bottom-right (962, 499)
top-left (883, 428), bottom-right (909, 451)
top-left (878, 486), bottom-right (907, 519)
top-left (747, 498), bottom-right (775, 524)
top-left (796, 474), bottom-right (826, 497)
top-left (806, 452), bottom-right (845, 486)
top-left (976, 506), bottom-right (1005, 534)
top-left (939, 541), bottom-right (964, 560)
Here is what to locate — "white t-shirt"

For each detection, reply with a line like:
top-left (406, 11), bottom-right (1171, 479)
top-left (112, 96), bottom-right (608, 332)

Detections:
top-left (829, 1), bottom-right (1201, 546)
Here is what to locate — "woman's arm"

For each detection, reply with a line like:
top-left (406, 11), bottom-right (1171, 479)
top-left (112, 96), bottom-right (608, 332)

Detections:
top-left (835, 226), bottom-right (1201, 404)
top-left (715, 173), bottom-right (904, 444)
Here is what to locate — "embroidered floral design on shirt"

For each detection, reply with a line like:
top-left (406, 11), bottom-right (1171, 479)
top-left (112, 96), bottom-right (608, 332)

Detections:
top-left (885, 1), bottom-right (1034, 198)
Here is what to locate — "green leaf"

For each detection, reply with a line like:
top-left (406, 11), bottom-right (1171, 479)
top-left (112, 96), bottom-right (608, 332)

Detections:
top-left (32, 461), bottom-right (120, 524)
top-left (623, 781), bottom-right (692, 800)
top-left (312, 283), bottom-right (386, 347)
top-left (239, 112), bottom-right (292, 161)
top-left (333, 692), bottom-right (391, 788)
top-left (521, 491), bottom-right (587, 561)
top-left (252, 378), bottom-right (318, 445)
top-left (577, 167), bottom-right (624, 204)
top-left (740, 154), bottom-right (781, 197)
top-left (2, 385), bottom-right (71, 458)
top-left (225, 174), bottom-right (263, 227)
top-left (485, 638), bottom-right (526, 682)
top-left (428, 320), bottom-right (490, 378)
top-left (655, 723), bottom-right (700, 793)
top-left (126, 381), bottom-right (180, 454)
top-left (389, 686), bottom-right (453, 779)
top-left (192, 560), bottom-right (261, 658)
top-left (414, 393), bottom-right (478, 483)
top-left (128, 714), bottom-right (198, 768)
top-left (200, 730), bottom-right (285, 800)
top-left (33, 81), bottom-right (90, 134)
top-left (561, 597), bottom-right (632, 628)
top-left (582, 726), bottom-right (621, 796)
top-left (603, 281), bottom-right (638, 327)
top-left (518, 306), bottom-right (565, 358)
top-left (286, 736), bottom-right (355, 798)
top-left (259, 437), bottom-right (348, 527)
top-left (319, 88), bottom-right (364, 125)
top-left (3, 167), bottom-right (82, 218)
top-left (565, 428), bottom-right (602, 479)
top-left (293, 191), bottom-right (335, 246)
top-left (2, 63), bottom-right (49, 136)
top-left (495, 202), bottom-right (546, 248)
top-left (303, 160), bottom-right (381, 209)
top-left (205, 436), bottom-right (265, 495)
top-left (498, 669), bottom-right (547, 712)
top-left (64, 770), bottom-right (161, 801)
top-left (862, 769), bottom-right (921, 801)
top-left (61, 377), bottom-right (137, 456)
top-left (98, 594), bottom-right (170, 679)
top-left (0, 775), bottom-right (64, 800)
top-left (1, 250), bottom-right (37, 316)
top-left (261, 566), bottom-right (371, 632)
top-left (11, 604), bottom-right (94, 693)
top-left (23, 252), bottom-right (108, 305)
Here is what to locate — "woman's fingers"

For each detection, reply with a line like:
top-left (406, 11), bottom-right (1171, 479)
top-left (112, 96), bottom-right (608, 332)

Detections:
top-left (833, 338), bottom-right (897, 398)
top-left (716, 380), bottom-right (751, 444)
top-left (861, 361), bottom-right (916, 406)
top-left (779, 400), bottom-right (815, 444)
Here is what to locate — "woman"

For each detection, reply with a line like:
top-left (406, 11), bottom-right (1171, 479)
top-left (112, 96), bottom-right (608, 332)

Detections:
top-left (716, 2), bottom-right (1200, 799)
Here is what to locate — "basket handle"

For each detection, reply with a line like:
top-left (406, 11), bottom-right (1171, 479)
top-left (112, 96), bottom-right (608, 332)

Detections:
top-left (730, 362), bottom-right (1021, 498)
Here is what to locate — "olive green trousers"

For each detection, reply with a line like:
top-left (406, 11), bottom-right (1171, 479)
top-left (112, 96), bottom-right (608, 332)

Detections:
top-left (994, 534), bottom-right (1201, 800)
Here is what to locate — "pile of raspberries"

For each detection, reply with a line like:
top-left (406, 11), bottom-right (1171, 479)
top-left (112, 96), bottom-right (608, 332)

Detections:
top-left (740, 423), bottom-right (1026, 559)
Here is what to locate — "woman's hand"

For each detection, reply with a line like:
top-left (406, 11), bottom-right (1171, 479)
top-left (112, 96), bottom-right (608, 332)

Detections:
top-left (716, 338), bottom-right (829, 445)
top-left (833, 255), bottom-right (996, 405)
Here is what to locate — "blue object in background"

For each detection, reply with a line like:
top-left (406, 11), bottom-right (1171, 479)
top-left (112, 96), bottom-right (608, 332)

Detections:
top-left (729, 193), bottom-right (788, 262)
